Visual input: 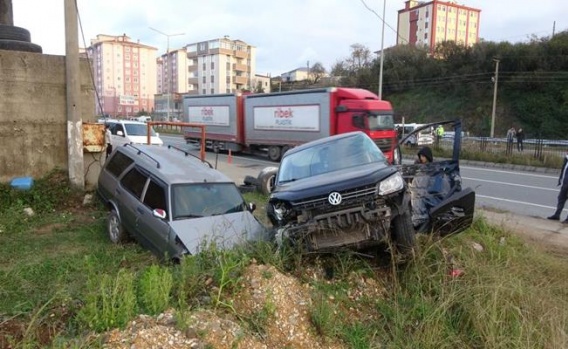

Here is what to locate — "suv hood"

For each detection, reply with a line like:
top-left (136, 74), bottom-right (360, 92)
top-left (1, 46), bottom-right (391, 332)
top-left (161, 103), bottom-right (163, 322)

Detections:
top-left (169, 211), bottom-right (269, 254)
top-left (127, 135), bottom-right (163, 145)
top-left (272, 163), bottom-right (397, 201)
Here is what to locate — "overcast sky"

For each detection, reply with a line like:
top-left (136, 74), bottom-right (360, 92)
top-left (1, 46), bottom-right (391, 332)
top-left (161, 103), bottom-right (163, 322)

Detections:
top-left (12, 0), bottom-right (567, 75)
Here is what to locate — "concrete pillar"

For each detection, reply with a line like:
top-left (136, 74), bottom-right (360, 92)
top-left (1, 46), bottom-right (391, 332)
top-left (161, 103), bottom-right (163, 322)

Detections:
top-left (0, 0), bottom-right (13, 25)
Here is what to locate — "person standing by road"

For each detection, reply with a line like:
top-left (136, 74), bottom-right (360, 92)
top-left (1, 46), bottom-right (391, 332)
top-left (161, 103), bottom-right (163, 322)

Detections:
top-left (506, 126), bottom-right (516, 155)
top-left (547, 151), bottom-right (568, 223)
top-left (516, 127), bottom-right (524, 152)
top-left (435, 125), bottom-right (444, 147)
top-left (105, 124), bottom-right (113, 158)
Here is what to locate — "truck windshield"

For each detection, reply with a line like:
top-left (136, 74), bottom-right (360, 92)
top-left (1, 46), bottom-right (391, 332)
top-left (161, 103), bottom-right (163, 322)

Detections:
top-left (367, 112), bottom-right (394, 131)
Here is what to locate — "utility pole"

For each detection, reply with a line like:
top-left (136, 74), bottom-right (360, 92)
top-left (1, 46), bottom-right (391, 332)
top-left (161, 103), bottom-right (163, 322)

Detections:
top-left (490, 58), bottom-right (500, 138)
top-left (64, 0), bottom-right (84, 189)
top-left (378, 0), bottom-right (386, 99)
top-left (552, 21), bottom-right (556, 37)
top-left (149, 27), bottom-right (184, 121)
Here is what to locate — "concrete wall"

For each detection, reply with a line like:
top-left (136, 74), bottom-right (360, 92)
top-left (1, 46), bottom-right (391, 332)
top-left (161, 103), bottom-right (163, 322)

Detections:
top-left (0, 49), bottom-right (96, 185)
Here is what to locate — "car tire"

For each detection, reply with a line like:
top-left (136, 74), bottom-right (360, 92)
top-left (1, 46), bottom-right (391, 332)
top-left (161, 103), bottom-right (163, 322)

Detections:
top-left (108, 209), bottom-right (128, 244)
top-left (258, 166), bottom-right (278, 195)
top-left (0, 25), bottom-right (31, 42)
top-left (391, 209), bottom-right (416, 257)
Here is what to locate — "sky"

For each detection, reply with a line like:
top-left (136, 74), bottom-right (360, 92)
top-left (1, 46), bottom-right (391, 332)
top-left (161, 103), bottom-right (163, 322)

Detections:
top-left (12, 0), bottom-right (568, 76)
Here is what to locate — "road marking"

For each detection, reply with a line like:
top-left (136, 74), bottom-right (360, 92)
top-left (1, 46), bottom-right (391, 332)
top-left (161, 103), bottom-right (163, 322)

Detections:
top-left (462, 177), bottom-right (557, 191)
top-left (462, 165), bottom-right (557, 179)
top-left (477, 194), bottom-right (556, 209)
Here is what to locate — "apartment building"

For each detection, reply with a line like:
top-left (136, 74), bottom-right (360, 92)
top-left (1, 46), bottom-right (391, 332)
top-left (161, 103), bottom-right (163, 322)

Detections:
top-left (397, 0), bottom-right (481, 50)
top-left (251, 74), bottom-right (271, 93)
top-left (281, 67), bottom-right (310, 82)
top-left (86, 34), bottom-right (158, 117)
top-left (156, 48), bottom-right (188, 120)
top-left (184, 37), bottom-right (256, 95)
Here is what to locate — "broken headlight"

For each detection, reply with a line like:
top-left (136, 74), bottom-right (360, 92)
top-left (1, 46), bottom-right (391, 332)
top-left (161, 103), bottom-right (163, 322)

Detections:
top-left (271, 201), bottom-right (291, 221)
top-left (378, 172), bottom-right (404, 195)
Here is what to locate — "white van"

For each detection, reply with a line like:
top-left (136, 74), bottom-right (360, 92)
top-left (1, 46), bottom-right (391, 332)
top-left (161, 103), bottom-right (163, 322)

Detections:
top-left (136, 115), bottom-right (152, 123)
top-left (396, 123), bottom-right (434, 146)
top-left (104, 120), bottom-right (163, 147)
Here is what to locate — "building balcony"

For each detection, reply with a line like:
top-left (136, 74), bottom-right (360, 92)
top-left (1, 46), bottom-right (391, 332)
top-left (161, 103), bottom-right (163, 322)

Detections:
top-left (234, 50), bottom-right (248, 59)
top-left (187, 64), bottom-right (198, 72)
top-left (188, 77), bottom-right (199, 84)
top-left (234, 75), bottom-right (248, 85)
top-left (233, 63), bottom-right (248, 72)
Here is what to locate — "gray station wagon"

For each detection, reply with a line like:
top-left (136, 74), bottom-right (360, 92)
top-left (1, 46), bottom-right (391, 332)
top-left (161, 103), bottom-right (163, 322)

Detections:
top-left (96, 144), bottom-right (269, 261)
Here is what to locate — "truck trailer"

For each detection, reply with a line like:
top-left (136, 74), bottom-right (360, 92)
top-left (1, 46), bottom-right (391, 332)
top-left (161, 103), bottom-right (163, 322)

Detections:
top-left (183, 87), bottom-right (400, 163)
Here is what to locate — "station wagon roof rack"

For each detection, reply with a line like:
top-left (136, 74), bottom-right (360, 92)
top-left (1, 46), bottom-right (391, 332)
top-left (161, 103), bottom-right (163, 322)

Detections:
top-left (123, 144), bottom-right (161, 169)
top-left (167, 145), bottom-right (214, 168)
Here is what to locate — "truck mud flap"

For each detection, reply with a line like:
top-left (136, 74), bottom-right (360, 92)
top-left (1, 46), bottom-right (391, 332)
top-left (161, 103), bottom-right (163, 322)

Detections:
top-left (427, 187), bottom-right (476, 236)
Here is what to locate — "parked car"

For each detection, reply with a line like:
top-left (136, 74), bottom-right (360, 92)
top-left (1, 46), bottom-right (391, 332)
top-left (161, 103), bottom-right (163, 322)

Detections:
top-left (100, 119), bottom-right (163, 147)
top-left (97, 143), bottom-right (270, 261)
top-left (264, 119), bottom-right (475, 256)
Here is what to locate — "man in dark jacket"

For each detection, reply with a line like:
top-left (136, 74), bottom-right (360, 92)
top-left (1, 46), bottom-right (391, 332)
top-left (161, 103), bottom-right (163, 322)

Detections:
top-left (415, 146), bottom-right (433, 164)
top-left (548, 152), bottom-right (568, 222)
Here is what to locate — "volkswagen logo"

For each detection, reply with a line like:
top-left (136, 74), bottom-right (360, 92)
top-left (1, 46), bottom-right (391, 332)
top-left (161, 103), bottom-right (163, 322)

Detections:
top-left (328, 192), bottom-right (342, 206)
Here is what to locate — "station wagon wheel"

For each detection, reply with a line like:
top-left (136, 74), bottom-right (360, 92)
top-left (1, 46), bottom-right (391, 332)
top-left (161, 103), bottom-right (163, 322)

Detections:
top-left (108, 209), bottom-right (128, 244)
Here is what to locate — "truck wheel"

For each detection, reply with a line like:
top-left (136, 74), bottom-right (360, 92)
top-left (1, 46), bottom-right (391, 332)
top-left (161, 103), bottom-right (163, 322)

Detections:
top-left (258, 166), bottom-right (278, 195)
top-left (391, 209), bottom-right (416, 257)
top-left (268, 146), bottom-right (282, 162)
top-left (392, 146), bottom-right (402, 165)
top-left (108, 209), bottom-right (128, 244)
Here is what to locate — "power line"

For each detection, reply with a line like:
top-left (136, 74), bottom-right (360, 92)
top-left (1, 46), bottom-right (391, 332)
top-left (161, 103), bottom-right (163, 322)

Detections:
top-left (359, 0), bottom-right (408, 44)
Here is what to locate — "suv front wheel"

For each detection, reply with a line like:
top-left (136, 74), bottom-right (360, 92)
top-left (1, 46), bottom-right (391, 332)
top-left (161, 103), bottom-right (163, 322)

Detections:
top-left (391, 208), bottom-right (416, 257)
top-left (108, 209), bottom-right (128, 244)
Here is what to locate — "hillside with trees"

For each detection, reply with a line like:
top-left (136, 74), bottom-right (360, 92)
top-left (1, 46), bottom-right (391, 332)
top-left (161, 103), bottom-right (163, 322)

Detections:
top-left (324, 31), bottom-right (568, 139)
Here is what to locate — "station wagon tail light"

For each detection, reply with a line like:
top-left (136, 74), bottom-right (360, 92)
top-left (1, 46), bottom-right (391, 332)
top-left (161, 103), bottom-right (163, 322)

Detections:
top-left (378, 172), bottom-right (404, 195)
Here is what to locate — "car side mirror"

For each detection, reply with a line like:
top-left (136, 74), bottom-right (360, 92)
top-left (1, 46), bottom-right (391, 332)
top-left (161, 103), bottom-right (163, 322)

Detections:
top-left (248, 202), bottom-right (256, 212)
top-left (117, 130), bottom-right (124, 137)
top-left (153, 208), bottom-right (167, 219)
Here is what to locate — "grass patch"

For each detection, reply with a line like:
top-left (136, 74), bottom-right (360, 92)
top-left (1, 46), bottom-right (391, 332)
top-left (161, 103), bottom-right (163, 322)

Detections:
top-left (2, 170), bottom-right (568, 348)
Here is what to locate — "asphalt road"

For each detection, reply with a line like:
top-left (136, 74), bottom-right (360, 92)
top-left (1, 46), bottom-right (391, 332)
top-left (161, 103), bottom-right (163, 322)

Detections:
top-left (161, 134), bottom-right (563, 220)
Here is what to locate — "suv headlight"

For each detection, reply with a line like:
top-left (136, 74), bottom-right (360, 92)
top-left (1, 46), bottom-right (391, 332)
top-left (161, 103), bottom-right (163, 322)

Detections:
top-left (378, 172), bottom-right (404, 195)
top-left (271, 201), bottom-right (290, 221)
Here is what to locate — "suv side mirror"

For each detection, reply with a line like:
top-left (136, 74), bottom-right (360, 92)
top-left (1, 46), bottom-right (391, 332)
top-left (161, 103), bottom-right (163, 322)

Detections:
top-left (152, 208), bottom-right (167, 219)
top-left (117, 130), bottom-right (125, 137)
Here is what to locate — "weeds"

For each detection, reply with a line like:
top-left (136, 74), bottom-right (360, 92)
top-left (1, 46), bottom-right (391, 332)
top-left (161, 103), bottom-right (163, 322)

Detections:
top-left (138, 265), bottom-right (173, 315)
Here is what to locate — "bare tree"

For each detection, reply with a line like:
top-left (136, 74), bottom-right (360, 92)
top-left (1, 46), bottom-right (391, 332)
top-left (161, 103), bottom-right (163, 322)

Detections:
top-left (310, 62), bottom-right (326, 83)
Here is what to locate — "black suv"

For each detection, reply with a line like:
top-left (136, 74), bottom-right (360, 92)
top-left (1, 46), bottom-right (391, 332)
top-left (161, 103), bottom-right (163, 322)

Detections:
top-left (266, 120), bottom-right (475, 255)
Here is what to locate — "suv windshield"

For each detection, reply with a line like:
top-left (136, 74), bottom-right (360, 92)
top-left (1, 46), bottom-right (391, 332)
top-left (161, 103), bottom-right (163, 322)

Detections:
top-left (367, 112), bottom-right (394, 131)
top-left (125, 123), bottom-right (157, 137)
top-left (172, 183), bottom-right (246, 219)
top-left (278, 133), bottom-right (387, 183)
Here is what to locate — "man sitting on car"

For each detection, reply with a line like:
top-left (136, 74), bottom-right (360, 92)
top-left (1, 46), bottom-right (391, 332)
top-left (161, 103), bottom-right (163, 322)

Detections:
top-left (415, 146), bottom-right (433, 164)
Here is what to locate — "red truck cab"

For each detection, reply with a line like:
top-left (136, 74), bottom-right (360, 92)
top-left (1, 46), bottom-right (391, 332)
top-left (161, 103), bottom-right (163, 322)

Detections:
top-left (332, 88), bottom-right (400, 164)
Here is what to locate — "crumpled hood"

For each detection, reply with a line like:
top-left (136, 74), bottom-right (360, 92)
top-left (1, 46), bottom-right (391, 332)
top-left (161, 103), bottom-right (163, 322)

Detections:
top-left (168, 211), bottom-right (269, 255)
top-left (272, 163), bottom-right (398, 202)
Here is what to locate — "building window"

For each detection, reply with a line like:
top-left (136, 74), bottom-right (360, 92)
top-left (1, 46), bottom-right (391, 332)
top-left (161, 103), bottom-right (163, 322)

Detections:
top-left (211, 62), bottom-right (215, 70)
top-left (202, 62), bottom-right (206, 70)
top-left (202, 76), bottom-right (206, 83)
top-left (211, 88), bottom-right (215, 94)
top-left (202, 89), bottom-right (206, 94)
top-left (226, 62), bottom-right (230, 70)
top-left (211, 75), bottom-right (215, 83)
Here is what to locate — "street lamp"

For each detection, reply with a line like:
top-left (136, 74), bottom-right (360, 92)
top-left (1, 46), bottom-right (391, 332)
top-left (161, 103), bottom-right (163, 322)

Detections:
top-left (149, 27), bottom-right (185, 121)
top-left (490, 58), bottom-right (500, 138)
top-left (378, 0), bottom-right (386, 100)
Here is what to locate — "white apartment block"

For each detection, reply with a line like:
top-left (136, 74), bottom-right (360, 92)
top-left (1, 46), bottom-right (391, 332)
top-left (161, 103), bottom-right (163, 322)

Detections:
top-left (185, 37), bottom-right (256, 95)
top-left (397, 0), bottom-right (481, 51)
top-left (87, 34), bottom-right (158, 117)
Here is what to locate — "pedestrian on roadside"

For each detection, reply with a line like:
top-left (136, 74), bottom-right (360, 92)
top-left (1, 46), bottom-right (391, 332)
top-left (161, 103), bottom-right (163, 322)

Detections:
top-left (547, 151), bottom-right (568, 223)
top-left (105, 124), bottom-right (113, 157)
top-left (516, 127), bottom-right (524, 152)
top-left (506, 126), bottom-right (516, 155)
top-left (435, 125), bottom-right (444, 147)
